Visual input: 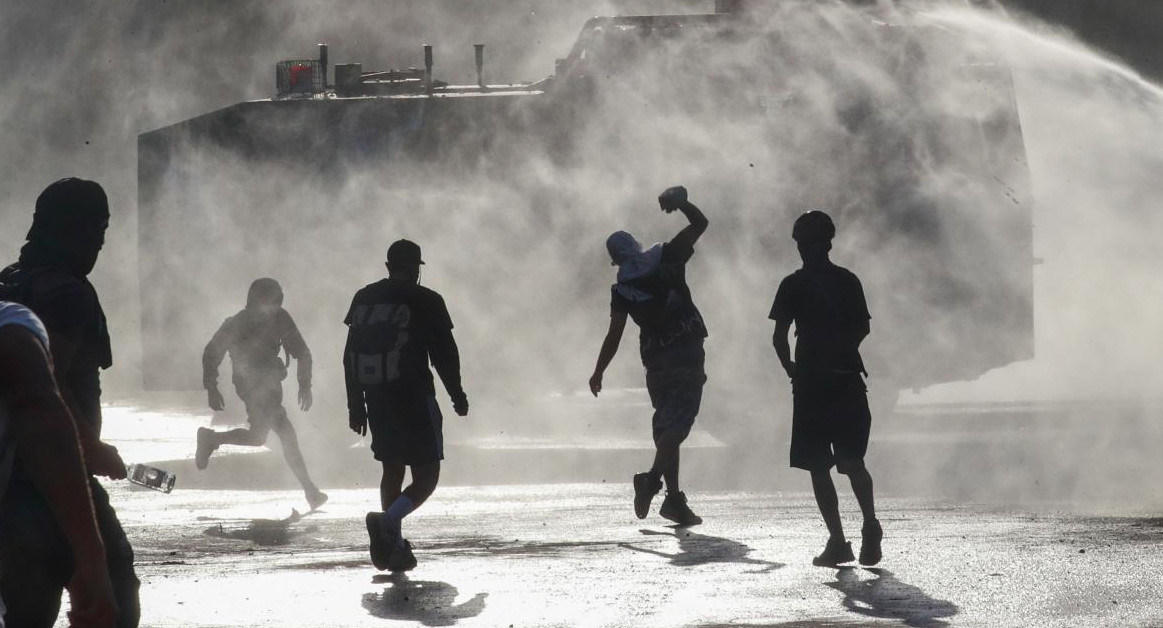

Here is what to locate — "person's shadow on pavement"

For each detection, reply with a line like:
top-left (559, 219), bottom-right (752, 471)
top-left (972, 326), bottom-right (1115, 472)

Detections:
top-left (828, 567), bottom-right (958, 628)
top-left (362, 573), bottom-right (487, 626)
top-left (620, 527), bottom-right (784, 573)
top-left (201, 509), bottom-right (315, 546)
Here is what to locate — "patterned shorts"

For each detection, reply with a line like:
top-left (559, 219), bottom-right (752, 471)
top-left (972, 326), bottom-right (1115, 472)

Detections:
top-left (645, 364), bottom-right (707, 444)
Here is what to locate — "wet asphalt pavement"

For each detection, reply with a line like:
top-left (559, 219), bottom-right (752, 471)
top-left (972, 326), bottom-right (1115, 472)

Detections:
top-left (69, 399), bottom-right (1163, 627)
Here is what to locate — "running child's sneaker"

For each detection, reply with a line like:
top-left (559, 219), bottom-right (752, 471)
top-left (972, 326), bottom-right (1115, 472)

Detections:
top-left (195, 428), bottom-right (216, 470)
top-left (388, 540), bottom-right (418, 572)
top-left (365, 512), bottom-right (392, 571)
top-left (659, 491), bottom-right (703, 526)
top-left (859, 519), bottom-right (883, 566)
top-left (633, 472), bottom-right (663, 520)
top-left (812, 537), bottom-right (855, 567)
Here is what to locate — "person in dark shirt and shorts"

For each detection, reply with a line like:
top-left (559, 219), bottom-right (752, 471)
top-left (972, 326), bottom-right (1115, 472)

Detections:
top-left (344, 240), bottom-right (468, 572)
top-left (770, 210), bottom-right (882, 567)
top-left (589, 186), bottom-right (709, 527)
top-left (197, 278), bottom-right (327, 512)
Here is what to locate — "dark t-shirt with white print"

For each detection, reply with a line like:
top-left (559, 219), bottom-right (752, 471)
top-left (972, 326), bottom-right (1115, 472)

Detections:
top-left (610, 240), bottom-right (708, 369)
top-left (344, 278), bottom-right (453, 400)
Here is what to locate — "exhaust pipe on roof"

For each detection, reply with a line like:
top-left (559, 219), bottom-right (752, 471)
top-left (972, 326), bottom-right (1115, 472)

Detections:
top-left (424, 44), bottom-right (434, 93)
top-left (318, 43), bottom-right (329, 89)
top-left (475, 44), bottom-right (486, 91)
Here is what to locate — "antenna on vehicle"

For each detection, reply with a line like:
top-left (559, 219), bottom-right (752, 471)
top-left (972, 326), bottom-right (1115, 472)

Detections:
top-left (475, 44), bottom-right (486, 91)
top-left (424, 44), bottom-right (434, 94)
top-left (318, 43), bottom-right (329, 88)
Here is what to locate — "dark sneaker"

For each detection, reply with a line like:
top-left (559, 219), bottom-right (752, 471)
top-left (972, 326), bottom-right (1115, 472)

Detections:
top-left (633, 472), bottom-right (663, 520)
top-left (812, 537), bottom-right (855, 567)
top-left (860, 519), bottom-right (883, 566)
top-left (365, 512), bottom-right (392, 571)
top-left (195, 428), bottom-right (216, 470)
top-left (388, 539), bottom-right (418, 572)
top-left (659, 491), bottom-right (703, 526)
top-left (307, 490), bottom-right (329, 512)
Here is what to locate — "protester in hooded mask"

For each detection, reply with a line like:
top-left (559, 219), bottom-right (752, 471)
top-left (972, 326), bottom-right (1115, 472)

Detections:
top-left (197, 278), bottom-right (327, 512)
top-left (589, 185), bottom-right (709, 527)
top-left (0, 178), bottom-right (140, 627)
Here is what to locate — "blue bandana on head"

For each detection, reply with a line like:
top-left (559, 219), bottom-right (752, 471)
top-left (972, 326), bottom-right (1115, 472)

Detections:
top-left (606, 231), bottom-right (662, 302)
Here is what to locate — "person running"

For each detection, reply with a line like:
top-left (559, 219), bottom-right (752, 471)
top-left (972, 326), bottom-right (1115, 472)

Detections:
top-left (0, 301), bottom-right (118, 628)
top-left (770, 210), bottom-right (882, 567)
top-left (589, 185), bottom-right (709, 527)
top-left (0, 178), bottom-right (140, 627)
top-left (197, 278), bottom-right (328, 511)
top-left (344, 239), bottom-right (468, 572)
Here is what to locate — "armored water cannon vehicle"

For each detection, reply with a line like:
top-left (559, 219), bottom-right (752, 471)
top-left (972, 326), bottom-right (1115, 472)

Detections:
top-left (138, 1), bottom-right (1033, 419)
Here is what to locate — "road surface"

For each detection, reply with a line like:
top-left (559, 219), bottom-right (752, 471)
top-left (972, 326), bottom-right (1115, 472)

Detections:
top-left (58, 397), bottom-right (1163, 627)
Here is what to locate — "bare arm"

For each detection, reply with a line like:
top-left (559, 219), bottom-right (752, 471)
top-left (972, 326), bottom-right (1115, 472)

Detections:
top-left (659, 186), bottom-right (708, 251)
top-left (773, 319), bottom-right (794, 380)
top-left (589, 309), bottom-right (628, 397)
top-left (670, 200), bottom-right (709, 251)
top-left (0, 326), bottom-right (117, 627)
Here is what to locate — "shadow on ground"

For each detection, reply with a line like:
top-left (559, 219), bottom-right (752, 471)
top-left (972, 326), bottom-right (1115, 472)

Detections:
top-left (621, 527), bottom-right (784, 572)
top-left (827, 567), bottom-right (958, 628)
top-left (362, 573), bottom-right (487, 626)
top-left (201, 508), bottom-right (318, 546)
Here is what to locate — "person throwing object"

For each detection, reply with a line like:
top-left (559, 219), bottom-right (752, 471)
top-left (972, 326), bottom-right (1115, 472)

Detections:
top-left (589, 186), bottom-right (709, 527)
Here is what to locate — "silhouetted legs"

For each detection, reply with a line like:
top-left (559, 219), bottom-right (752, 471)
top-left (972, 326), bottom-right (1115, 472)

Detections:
top-left (811, 461), bottom-right (878, 543)
top-left (645, 363), bottom-right (705, 495)
top-left (202, 380), bottom-right (323, 505)
top-left (379, 460), bottom-right (440, 511)
top-left (378, 460), bottom-right (440, 553)
top-left (811, 469), bottom-right (845, 540)
top-left (380, 460), bottom-right (406, 510)
top-left (650, 429), bottom-right (683, 493)
top-left (843, 461), bottom-right (877, 523)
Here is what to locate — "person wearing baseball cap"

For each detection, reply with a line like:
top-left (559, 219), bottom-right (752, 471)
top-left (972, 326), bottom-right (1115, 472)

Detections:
top-left (770, 210), bottom-right (882, 568)
top-left (589, 186), bottom-right (709, 527)
top-left (344, 239), bottom-right (467, 572)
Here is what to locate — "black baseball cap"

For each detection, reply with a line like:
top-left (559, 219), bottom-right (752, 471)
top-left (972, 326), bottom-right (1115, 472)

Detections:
top-left (792, 210), bottom-right (835, 242)
top-left (387, 239), bottom-right (425, 266)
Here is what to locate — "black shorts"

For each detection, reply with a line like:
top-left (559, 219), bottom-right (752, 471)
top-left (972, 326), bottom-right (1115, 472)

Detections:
top-left (366, 390), bottom-right (444, 465)
top-left (234, 376), bottom-right (291, 437)
top-left (790, 373), bottom-right (871, 472)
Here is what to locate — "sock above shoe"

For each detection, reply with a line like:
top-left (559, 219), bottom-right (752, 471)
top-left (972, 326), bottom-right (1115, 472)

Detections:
top-left (380, 495), bottom-right (416, 549)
